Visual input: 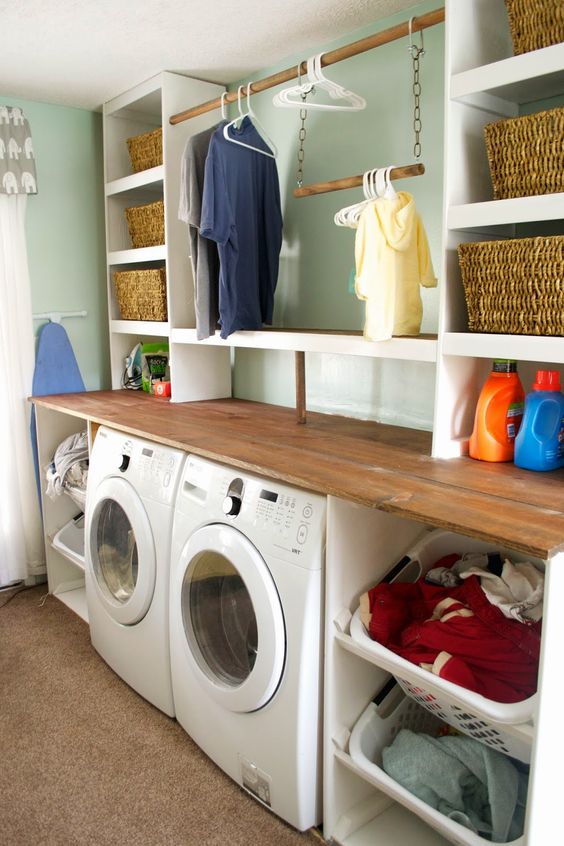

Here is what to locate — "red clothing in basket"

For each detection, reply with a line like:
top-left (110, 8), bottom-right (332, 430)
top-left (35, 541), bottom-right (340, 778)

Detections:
top-left (360, 573), bottom-right (541, 703)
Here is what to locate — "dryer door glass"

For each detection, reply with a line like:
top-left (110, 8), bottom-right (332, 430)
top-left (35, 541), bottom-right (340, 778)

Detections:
top-left (184, 551), bottom-right (258, 686)
top-left (94, 500), bottom-right (138, 603)
top-left (178, 523), bottom-right (285, 713)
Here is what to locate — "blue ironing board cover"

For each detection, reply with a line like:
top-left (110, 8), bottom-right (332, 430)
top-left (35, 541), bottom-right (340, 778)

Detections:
top-left (30, 322), bottom-right (86, 503)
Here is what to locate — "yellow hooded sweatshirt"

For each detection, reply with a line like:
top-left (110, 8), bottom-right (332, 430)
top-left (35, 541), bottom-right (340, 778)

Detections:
top-left (354, 191), bottom-right (437, 342)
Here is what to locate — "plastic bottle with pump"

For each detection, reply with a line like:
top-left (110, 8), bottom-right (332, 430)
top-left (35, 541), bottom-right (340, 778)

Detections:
top-left (468, 360), bottom-right (525, 462)
top-left (514, 370), bottom-right (564, 471)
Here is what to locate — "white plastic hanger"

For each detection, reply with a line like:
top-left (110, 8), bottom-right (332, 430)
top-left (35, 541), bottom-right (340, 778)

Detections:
top-left (334, 166), bottom-right (397, 228)
top-left (223, 85), bottom-right (277, 158)
top-left (220, 90), bottom-right (228, 121)
top-left (273, 52), bottom-right (366, 111)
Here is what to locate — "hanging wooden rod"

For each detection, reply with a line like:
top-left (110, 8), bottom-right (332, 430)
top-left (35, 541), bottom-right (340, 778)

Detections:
top-left (294, 162), bottom-right (425, 198)
top-left (169, 7), bottom-right (445, 125)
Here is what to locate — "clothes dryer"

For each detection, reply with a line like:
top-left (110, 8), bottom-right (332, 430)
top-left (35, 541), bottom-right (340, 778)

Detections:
top-left (169, 455), bottom-right (326, 830)
top-left (85, 427), bottom-right (185, 716)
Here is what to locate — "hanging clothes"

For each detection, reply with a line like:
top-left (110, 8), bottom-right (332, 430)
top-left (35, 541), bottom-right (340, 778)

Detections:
top-left (354, 191), bottom-right (436, 341)
top-left (200, 117), bottom-right (283, 339)
top-left (178, 124), bottom-right (222, 340)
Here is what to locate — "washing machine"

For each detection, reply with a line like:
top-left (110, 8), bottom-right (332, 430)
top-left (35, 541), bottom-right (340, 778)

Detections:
top-left (169, 454), bottom-right (326, 830)
top-left (85, 426), bottom-right (185, 717)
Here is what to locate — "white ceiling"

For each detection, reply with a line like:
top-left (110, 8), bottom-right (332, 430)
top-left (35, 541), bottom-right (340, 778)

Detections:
top-left (0, 0), bottom-right (420, 111)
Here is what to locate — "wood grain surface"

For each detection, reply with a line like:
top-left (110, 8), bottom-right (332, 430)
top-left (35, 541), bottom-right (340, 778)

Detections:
top-left (32, 390), bottom-right (564, 558)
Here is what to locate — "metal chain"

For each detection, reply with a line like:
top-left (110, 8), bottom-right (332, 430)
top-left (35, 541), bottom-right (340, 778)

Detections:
top-left (296, 87), bottom-right (313, 187)
top-left (410, 42), bottom-right (424, 159)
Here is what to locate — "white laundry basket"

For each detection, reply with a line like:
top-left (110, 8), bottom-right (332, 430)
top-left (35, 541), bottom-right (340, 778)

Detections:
top-left (348, 690), bottom-right (525, 846)
top-left (350, 529), bottom-right (542, 763)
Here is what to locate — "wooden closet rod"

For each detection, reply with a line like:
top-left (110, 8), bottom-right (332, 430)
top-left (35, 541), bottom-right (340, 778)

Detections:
top-left (169, 7), bottom-right (445, 125)
top-left (294, 162), bottom-right (425, 198)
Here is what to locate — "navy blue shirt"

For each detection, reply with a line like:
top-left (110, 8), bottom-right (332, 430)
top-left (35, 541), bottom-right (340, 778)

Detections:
top-left (200, 118), bottom-right (283, 339)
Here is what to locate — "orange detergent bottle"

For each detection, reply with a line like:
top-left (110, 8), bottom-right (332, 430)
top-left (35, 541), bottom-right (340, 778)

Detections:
top-left (468, 360), bottom-right (525, 462)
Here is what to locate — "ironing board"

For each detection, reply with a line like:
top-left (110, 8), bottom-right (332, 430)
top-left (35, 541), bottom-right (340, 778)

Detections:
top-left (30, 321), bottom-right (85, 503)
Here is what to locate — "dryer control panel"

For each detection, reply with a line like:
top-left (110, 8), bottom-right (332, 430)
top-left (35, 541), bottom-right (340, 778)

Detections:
top-left (179, 455), bottom-right (326, 569)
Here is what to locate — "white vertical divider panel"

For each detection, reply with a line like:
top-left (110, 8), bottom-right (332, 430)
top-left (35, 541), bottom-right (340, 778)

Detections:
top-left (448, 0), bottom-right (512, 75)
top-left (525, 550), bottom-right (564, 845)
top-left (162, 73), bottom-right (232, 403)
top-left (169, 342), bottom-right (231, 403)
top-left (34, 405), bottom-right (87, 595)
top-left (323, 496), bottom-right (428, 841)
top-left (432, 0), bottom-right (517, 458)
top-left (162, 72), bottom-right (224, 330)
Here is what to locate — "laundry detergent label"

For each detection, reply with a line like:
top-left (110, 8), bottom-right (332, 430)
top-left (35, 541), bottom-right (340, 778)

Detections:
top-left (506, 400), bottom-right (524, 441)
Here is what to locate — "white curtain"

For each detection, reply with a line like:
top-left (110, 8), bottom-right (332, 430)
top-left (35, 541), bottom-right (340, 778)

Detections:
top-left (0, 193), bottom-right (44, 586)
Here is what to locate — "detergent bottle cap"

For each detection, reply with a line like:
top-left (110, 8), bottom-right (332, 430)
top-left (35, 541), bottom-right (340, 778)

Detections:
top-left (533, 370), bottom-right (561, 391)
top-left (492, 359), bottom-right (517, 373)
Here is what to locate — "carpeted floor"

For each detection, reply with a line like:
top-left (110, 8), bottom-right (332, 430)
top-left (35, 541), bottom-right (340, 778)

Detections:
top-left (0, 587), bottom-right (321, 846)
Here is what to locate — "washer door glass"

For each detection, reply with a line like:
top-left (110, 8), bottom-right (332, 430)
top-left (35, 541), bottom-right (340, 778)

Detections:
top-left (179, 523), bottom-right (285, 713)
top-left (87, 476), bottom-right (156, 626)
top-left (94, 500), bottom-right (138, 603)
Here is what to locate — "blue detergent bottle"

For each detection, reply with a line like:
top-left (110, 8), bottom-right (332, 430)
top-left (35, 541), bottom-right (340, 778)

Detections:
top-left (514, 370), bottom-right (564, 471)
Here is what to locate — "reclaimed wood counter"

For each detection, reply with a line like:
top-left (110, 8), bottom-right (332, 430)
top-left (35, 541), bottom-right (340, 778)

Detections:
top-left (32, 390), bottom-right (564, 559)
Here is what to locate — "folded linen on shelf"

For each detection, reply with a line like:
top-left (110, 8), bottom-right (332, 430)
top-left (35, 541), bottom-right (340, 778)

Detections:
top-left (382, 728), bottom-right (528, 842)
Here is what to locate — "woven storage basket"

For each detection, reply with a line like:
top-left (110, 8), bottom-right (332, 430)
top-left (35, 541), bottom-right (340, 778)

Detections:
top-left (126, 127), bottom-right (162, 173)
top-left (505, 0), bottom-right (564, 55)
top-left (484, 106), bottom-right (564, 200)
top-left (458, 236), bottom-right (564, 336)
top-left (113, 267), bottom-right (167, 321)
top-left (125, 199), bottom-right (164, 249)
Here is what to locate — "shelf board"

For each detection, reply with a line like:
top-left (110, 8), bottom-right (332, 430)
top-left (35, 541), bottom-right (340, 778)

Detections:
top-left (170, 328), bottom-right (438, 362)
top-left (111, 319), bottom-right (170, 336)
top-left (54, 585), bottom-right (88, 623)
top-left (105, 166), bottom-right (164, 198)
top-left (333, 754), bottom-right (452, 846)
top-left (451, 42), bottom-right (564, 103)
top-left (108, 246), bottom-right (166, 265)
top-left (443, 332), bottom-right (564, 363)
top-left (448, 193), bottom-right (564, 231)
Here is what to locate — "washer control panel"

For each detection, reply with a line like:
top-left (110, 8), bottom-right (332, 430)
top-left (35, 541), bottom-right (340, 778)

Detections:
top-left (91, 428), bottom-right (185, 506)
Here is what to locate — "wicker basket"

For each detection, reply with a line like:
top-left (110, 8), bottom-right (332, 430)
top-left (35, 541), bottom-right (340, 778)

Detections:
top-left (113, 268), bottom-right (167, 321)
top-left (505, 0), bottom-right (564, 55)
top-left (125, 199), bottom-right (164, 249)
top-left (458, 236), bottom-right (564, 336)
top-left (126, 127), bottom-right (162, 173)
top-left (484, 106), bottom-right (564, 200)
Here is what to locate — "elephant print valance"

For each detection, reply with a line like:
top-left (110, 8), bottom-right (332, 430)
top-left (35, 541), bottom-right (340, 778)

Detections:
top-left (0, 105), bottom-right (37, 195)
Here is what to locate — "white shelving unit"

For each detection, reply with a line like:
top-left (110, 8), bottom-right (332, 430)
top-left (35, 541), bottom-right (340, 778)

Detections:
top-left (322, 495), bottom-right (564, 846)
top-left (33, 404), bottom-right (90, 622)
top-left (323, 498), bottom-right (451, 845)
top-left (432, 0), bottom-right (564, 459)
top-left (102, 70), bottom-right (441, 404)
top-left (103, 71), bottom-right (232, 401)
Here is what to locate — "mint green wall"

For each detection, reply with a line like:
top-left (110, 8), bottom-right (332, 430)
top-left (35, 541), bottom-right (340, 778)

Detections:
top-left (232, 0), bottom-right (444, 429)
top-left (0, 95), bottom-right (109, 391)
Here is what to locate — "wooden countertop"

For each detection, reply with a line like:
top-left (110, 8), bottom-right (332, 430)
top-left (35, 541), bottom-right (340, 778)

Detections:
top-left (32, 390), bottom-right (564, 559)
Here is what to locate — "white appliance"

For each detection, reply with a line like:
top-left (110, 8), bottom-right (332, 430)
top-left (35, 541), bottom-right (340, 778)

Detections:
top-left (169, 455), bottom-right (326, 830)
top-left (85, 426), bottom-right (185, 717)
